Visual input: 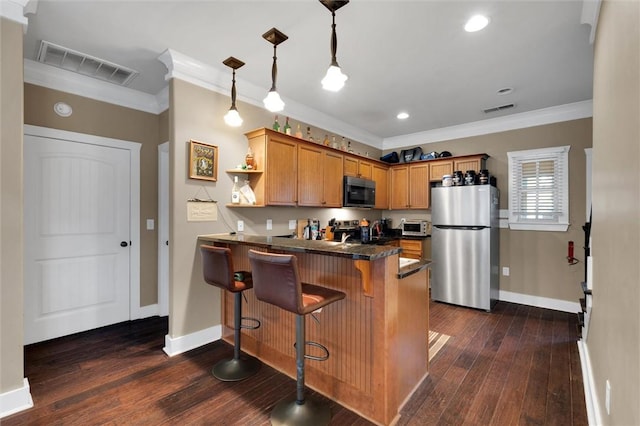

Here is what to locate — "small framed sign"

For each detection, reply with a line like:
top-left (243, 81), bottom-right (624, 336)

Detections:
top-left (189, 139), bottom-right (218, 181)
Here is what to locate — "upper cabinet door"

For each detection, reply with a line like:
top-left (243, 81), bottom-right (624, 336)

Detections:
top-left (323, 151), bottom-right (344, 207)
top-left (298, 146), bottom-right (343, 207)
top-left (408, 163), bottom-right (430, 209)
top-left (297, 145), bottom-right (324, 206)
top-left (372, 164), bottom-right (389, 210)
top-left (266, 136), bottom-right (297, 206)
top-left (390, 166), bottom-right (409, 209)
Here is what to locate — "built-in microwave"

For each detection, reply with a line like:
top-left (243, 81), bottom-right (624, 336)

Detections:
top-left (401, 219), bottom-right (431, 236)
top-left (343, 176), bottom-right (376, 208)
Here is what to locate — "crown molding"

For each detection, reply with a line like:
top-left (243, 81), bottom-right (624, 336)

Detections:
top-left (383, 100), bottom-right (593, 150)
top-left (24, 59), bottom-right (166, 114)
top-left (581, 0), bottom-right (602, 44)
top-left (157, 48), bottom-right (383, 148)
top-left (0, 0), bottom-right (30, 25)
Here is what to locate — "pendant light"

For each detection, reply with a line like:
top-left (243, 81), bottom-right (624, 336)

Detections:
top-left (262, 27), bottom-right (288, 112)
top-left (222, 56), bottom-right (245, 127)
top-left (320, 0), bottom-right (349, 92)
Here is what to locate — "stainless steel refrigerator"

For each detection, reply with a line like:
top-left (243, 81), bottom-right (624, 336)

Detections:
top-left (431, 185), bottom-right (499, 311)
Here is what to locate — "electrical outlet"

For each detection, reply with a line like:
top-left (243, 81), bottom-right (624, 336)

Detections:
top-left (502, 267), bottom-right (510, 276)
top-left (606, 380), bottom-right (611, 415)
top-left (289, 220), bottom-right (296, 230)
top-left (237, 220), bottom-right (244, 232)
top-left (266, 219), bottom-right (272, 230)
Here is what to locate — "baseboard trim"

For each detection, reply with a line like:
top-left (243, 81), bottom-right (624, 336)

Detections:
top-left (578, 340), bottom-right (601, 425)
top-left (499, 290), bottom-right (581, 313)
top-left (163, 325), bottom-right (222, 357)
top-left (0, 379), bottom-right (34, 419)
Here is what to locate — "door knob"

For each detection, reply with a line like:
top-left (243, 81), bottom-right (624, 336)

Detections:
top-left (120, 241), bottom-right (128, 247)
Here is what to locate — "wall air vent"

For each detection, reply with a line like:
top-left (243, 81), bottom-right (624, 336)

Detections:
top-left (37, 40), bottom-right (138, 86)
top-left (483, 103), bottom-right (516, 114)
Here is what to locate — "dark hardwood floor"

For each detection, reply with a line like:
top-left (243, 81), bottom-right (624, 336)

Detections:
top-left (5, 300), bottom-right (587, 425)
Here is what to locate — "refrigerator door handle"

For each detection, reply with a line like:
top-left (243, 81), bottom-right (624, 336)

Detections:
top-left (434, 225), bottom-right (487, 230)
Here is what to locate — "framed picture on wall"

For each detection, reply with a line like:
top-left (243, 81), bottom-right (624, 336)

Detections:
top-left (189, 139), bottom-right (218, 181)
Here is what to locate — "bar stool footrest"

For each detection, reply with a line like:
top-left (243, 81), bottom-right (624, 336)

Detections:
top-left (212, 355), bottom-right (261, 382)
top-left (294, 340), bottom-right (330, 361)
top-left (271, 397), bottom-right (331, 426)
top-left (240, 316), bottom-right (261, 330)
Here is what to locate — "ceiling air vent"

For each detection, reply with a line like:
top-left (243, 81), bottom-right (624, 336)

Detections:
top-left (37, 40), bottom-right (138, 86)
top-left (483, 103), bottom-right (516, 114)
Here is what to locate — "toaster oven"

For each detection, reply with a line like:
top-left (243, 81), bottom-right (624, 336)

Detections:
top-left (401, 220), bottom-right (431, 236)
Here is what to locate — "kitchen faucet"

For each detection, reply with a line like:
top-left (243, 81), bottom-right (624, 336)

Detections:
top-left (341, 233), bottom-right (351, 243)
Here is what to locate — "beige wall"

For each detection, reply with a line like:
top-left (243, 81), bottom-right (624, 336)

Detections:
top-left (23, 84), bottom-right (162, 306)
top-left (382, 119), bottom-right (592, 302)
top-left (1, 16), bottom-right (25, 393)
top-left (589, 0), bottom-right (639, 424)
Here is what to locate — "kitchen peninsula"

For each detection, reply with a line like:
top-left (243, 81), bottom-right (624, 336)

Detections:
top-left (198, 234), bottom-right (430, 425)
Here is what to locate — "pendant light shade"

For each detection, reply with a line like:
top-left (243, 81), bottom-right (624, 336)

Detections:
top-left (263, 90), bottom-right (285, 112)
top-left (224, 108), bottom-right (242, 127)
top-left (321, 65), bottom-right (348, 92)
top-left (320, 0), bottom-right (349, 92)
top-left (222, 56), bottom-right (245, 127)
top-left (262, 28), bottom-right (288, 112)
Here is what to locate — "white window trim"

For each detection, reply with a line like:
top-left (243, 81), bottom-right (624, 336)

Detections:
top-left (508, 145), bottom-right (570, 232)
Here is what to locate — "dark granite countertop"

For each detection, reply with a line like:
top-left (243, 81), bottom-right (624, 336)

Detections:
top-left (397, 259), bottom-right (432, 279)
top-left (198, 233), bottom-right (402, 261)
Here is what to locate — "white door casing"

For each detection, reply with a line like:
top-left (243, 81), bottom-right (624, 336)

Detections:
top-left (158, 142), bottom-right (169, 317)
top-left (23, 125), bottom-right (141, 344)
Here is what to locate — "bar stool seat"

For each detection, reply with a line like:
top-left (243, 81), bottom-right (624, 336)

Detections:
top-left (248, 249), bottom-right (346, 426)
top-left (200, 245), bottom-right (261, 381)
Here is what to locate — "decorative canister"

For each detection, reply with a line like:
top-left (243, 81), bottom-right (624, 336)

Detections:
top-left (452, 171), bottom-right (464, 186)
top-left (442, 174), bottom-right (453, 187)
top-left (464, 170), bottom-right (476, 185)
top-left (478, 169), bottom-right (489, 185)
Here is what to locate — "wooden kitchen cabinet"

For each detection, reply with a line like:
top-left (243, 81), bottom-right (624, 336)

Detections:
top-left (390, 163), bottom-right (430, 209)
top-left (372, 163), bottom-right (389, 209)
top-left (243, 128), bottom-right (395, 208)
top-left (400, 239), bottom-right (423, 259)
top-left (298, 145), bottom-right (343, 207)
top-left (427, 154), bottom-right (488, 182)
top-left (429, 160), bottom-right (453, 182)
top-left (245, 128), bottom-right (298, 206)
top-left (344, 157), bottom-right (373, 179)
top-left (400, 238), bottom-right (431, 260)
top-left (454, 156), bottom-right (486, 173)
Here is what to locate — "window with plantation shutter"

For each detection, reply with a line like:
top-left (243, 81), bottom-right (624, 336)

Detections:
top-left (508, 146), bottom-right (570, 231)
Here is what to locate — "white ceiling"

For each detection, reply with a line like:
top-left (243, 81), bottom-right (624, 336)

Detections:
top-left (22, 0), bottom-right (594, 144)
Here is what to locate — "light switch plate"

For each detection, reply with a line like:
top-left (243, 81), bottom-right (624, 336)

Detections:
top-left (266, 219), bottom-right (272, 230)
top-left (289, 220), bottom-right (296, 230)
top-left (237, 220), bottom-right (244, 232)
top-left (146, 219), bottom-right (154, 230)
top-left (502, 267), bottom-right (510, 276)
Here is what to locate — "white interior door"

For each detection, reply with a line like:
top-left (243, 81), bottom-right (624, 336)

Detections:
top-left (24, 135), bottom-right (131, 344)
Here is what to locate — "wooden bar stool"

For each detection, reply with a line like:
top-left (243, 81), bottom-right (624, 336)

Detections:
top-left (200, 245), bottom-right (261, 381)
top-left (248, 249), bottom-right (346, 426)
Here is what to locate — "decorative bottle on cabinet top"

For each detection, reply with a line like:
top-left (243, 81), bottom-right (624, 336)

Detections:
top-left (284, 117), bottom-right (291, 135)
top-left (272, 115), bottom-right (280, 132)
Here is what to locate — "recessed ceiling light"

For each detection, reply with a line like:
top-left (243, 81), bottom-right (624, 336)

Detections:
top-left (397, 112), bottom-right (410, 120)
top-left (53, 102), bottom-right (72, 117)
top-left (465, 15), bottom-right (489, 32)
top-left (497, 87), bottom-right (514, 95)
